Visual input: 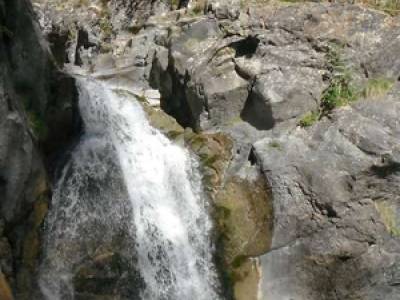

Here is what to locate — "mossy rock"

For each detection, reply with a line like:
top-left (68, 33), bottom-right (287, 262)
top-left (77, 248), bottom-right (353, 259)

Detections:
top-left (215, 175), bottom-right (273, 300)
top-left (16, 177), bottom-right (50, 299)
top-left (184, 131), bottom-right (233, 194)
top-left (141, 102), bottom-right (185, 140)
top-left (232, 258), bottom-right (261, 300)
top-left (215, 176), bottom-right (273, 260)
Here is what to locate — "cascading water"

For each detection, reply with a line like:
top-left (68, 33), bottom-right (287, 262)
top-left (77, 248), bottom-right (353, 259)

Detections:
top-left (39, 77), bottom-right (221, 300)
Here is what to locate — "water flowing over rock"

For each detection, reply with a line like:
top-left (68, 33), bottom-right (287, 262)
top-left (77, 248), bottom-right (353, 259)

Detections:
top-left (2, 0), bottom-right (400, 299)
top-left (39, 78), bottom-right (221, 300)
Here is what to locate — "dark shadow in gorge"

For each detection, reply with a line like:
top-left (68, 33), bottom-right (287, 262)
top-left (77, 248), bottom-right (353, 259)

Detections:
top-left (241, 91), bottom-right (275, 131)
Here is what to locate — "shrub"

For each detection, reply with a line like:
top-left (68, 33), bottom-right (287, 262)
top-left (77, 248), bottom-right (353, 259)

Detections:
top-left (320, 44), bottom-right (357, 114)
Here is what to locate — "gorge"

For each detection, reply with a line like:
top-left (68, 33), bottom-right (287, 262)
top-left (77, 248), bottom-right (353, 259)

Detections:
top-left (0, 0), bottom-right (400, 299)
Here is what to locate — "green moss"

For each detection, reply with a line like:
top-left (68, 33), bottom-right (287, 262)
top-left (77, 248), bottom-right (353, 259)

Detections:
top-left (216, 205), bottom-right (232, 219)
top-left (136, 94), bottom-right (147, 103)
top-left (269, 141), bottom-right (282, 150)
top-left (232, 255), bottom-right (248, 269)
top-left (299, 111), bottom-right (319, 127)
top-left (362, 77), bottom-right (394, 98)
top-left (27, 111), bottom-right (48, 141)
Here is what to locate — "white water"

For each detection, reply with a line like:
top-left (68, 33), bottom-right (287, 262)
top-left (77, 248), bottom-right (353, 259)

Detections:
top-left (39, 78), bottom-right (220, 300)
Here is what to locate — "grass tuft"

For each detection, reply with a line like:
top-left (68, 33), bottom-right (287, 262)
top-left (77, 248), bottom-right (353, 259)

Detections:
top-left (299, 111), bottom-right (319, 127)
top-left (375, 201), bottom-right (400, 237)
top-left (362, 77), bottom-right (394, 98)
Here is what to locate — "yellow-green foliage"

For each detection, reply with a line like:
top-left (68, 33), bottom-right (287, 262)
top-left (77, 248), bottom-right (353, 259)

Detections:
top-left (99, 17), bottom-right (113, 37)
top-left (375, 201), bottom-right (400, 237)
top-left (299, 111), bottom-right (319, 127)
top-left (267, 0), bottom-right (400, 15)
top-left (170, 0), bottom-right (180, 9)
top-left (190, 3), bottom-right (204, 15)
top-left (363, 0), bottom-right (400, 15)
top-left (362, 77), bottom-right (394, 98)
top-left (268, 141), bottom-right (282, 149)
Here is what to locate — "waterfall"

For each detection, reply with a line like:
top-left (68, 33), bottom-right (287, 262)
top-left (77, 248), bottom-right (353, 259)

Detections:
top-left (39, 78), bottom-right (221, 300)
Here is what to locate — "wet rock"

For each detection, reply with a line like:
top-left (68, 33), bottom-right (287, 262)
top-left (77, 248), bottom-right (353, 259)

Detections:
top-left (0, 271), bottom-right (13, 300)
top-left (73, 251), bottom-right (144, 300)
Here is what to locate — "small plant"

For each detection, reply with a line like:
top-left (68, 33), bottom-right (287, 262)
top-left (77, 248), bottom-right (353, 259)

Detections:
top-left (362, 77), bottom-right (394, 98)
top-left (320, 44), bottom-right (358, 115)
top-left (170, 0), bottom-right (180, 9)
top-left (299, 111), bottom-right (319, 127)
top-left (136, 94), bottom-right (148, 103)
top-left (99, 17), bottom-right (113, 38)
top-left (189, 2), bottom-right (204, 16)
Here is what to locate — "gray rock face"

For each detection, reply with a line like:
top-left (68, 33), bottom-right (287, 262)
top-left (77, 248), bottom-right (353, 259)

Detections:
top-left (0, 0), bottom-right (79, 297)
top-left (254, 96), bottom-right (400, 300)
top-left (20, 0), bottom-right (400, 299)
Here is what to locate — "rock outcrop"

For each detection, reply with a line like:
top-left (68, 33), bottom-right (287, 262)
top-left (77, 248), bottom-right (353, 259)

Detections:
top-left (0, 0), bottom-right (78, 298)
top-left (2, 0), bottom-right (400, 299)
top-left (255, 92), bottom-right (400, 299)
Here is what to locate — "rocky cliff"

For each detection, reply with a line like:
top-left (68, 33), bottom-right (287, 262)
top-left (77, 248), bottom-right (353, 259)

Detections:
top-left (1, 0), bottom-right (399, 299)
top-left (0, 0), bottom-right (78, 298)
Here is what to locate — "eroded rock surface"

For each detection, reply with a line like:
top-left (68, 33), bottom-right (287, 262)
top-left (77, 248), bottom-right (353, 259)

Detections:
top-left (3, 0), bottom-right (400, 299)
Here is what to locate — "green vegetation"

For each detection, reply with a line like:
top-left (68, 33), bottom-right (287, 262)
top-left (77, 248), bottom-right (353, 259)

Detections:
top-left (170, 0), bottom-right (180, 9)
top-left (190, 4), bottom-right (204, 16)
top-left (299, 43), bottom-right (395, 128)
top-left (299, 111), bottom-right (319, 127)
top-left (362, 77), bottom-right (394, 98)
top-left (320, 44), bottom-right (357, 113)
top-left (365, 0), bottom-right (400, 15)
top-left (27, 111), bottom-right (48, 141)
top-left (99, 17), bottom-right (113, 37)
top-left (375, 201), bottom-right (400, 237)
top-left (22, 98), bottom-right (48, 141)
top-left (268, 141), bottom-right (282, 149)
top-left (231, 255), bottom-right (248, 269)
top-left (270, 0), bottom-right (400, 15)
